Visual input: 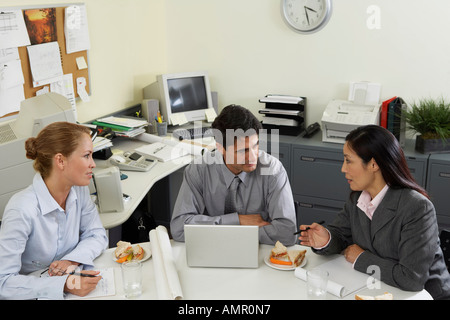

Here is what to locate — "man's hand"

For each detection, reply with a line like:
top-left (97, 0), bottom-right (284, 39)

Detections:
top-left (238, 214), bottom-right (270, 227)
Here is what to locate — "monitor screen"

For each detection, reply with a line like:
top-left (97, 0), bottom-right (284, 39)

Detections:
top-left (168, 76), bottom-right (208, 114)
top-left (143, 71), bottom-right (214, 125)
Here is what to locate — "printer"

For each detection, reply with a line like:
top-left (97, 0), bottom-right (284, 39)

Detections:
top-left (321, 82), bottom-right (381, 144)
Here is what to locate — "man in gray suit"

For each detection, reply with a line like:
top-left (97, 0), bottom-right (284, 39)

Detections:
top-left (298, 125), bottom-right (450, 300)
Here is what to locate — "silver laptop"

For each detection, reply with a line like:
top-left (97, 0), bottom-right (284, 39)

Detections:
top-left (184, 225), bottom-right (259, 268)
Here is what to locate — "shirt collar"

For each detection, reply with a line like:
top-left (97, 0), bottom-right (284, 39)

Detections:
top-left (33, 173), bottom-right (77, 215)
top-left (357, 184), bottom-right (389, 220)
top-left (221, 164), bottom-right (248, 188)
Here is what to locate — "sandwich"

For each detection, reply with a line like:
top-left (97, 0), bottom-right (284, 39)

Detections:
top-left (287, 249), bottom-right (306, 267)
top-left (115, 241), bottom-right (132, 259)
top-left (115, 240), bottom-right (145, 262)
top-left (271, 241), bottom-right (289, 260)
top-left (132, 244), bottom-right (144, 260)
top-left (355, 292), bottom-right (393, 300)
top-left (269, 241), bottom-right (307, 267)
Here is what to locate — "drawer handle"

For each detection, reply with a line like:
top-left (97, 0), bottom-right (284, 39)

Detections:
top-left (439, 172), bottom-right (450, 178)
top-left (300, 156), bottom-right (315, 162)
top-left (297, 202), bottom-right (342, 213)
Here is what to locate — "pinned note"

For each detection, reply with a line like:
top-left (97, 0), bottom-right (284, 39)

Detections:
top-left (76, 76), bottom-right (89, 102)
top-left (76, 56), bottom-right (88, 69)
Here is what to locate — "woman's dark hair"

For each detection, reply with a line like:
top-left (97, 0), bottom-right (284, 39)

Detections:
top-left (211, 104), bottom-right (262, 147)
top-left (345, 125), bottom-right (429, 199)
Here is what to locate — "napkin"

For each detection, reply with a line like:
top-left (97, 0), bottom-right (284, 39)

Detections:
top-left (149, 225), bottom-right (183, 300)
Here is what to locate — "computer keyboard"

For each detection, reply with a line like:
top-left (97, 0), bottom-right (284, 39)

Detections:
top-left (172, 127), bottom-right (214, 140)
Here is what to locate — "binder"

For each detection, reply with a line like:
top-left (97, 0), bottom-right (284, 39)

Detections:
top-left (380, 96), bottom-right (397, 128)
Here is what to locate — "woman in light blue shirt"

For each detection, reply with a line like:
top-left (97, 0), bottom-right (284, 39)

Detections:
top-left (0, 121), bottom-right (108, 299)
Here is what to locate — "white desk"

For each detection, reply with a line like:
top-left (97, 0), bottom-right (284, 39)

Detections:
top-left (89, 242), bottom-right (432, 300)
top-left (94, 137), bottom-right (192, 229)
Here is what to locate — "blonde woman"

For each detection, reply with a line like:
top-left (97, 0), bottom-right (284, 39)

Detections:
top-left (0, 121), bottom-right (108, 299)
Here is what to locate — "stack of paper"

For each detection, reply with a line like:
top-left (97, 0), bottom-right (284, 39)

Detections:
top-left (135, 133), bottom-right (208, 162)
top-left (92, 116), bottom-right (148, 138)
top-left (93, 136), bottom-right (113, 153)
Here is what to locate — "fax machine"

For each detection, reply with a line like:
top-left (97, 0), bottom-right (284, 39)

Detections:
top-left (321, 99), bottom-right (381, 144)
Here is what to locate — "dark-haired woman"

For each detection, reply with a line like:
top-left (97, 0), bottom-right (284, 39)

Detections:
top-left (0, 122), bottom-right (108, 299)
top-left (298, 125), bottom-right (450, 300)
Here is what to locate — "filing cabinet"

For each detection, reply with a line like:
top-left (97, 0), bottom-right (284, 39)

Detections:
top-left (426, 153), bottom-right (450, 229)
top-left (259, 133), bottom-right (297, 180)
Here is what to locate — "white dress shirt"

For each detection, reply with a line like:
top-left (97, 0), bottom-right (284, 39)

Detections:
top-left (0, 173), bottom-right (108, 300)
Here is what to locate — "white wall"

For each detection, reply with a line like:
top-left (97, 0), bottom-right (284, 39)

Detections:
top-left (2, 0), bottom-right (449, 126)
top-left (165, 0), bottom-right (450, 125)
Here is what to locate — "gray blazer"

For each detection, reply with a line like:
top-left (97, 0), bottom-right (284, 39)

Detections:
top-left (314, 187), bottom-right (450, 300)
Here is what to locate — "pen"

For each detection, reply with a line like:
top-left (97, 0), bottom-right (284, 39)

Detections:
top-left (153, 145), bottom-right (166, 154)
top-left (69, 272), bottom-right (100, 278)
top-left (293, 220), bottom-right (325, 235)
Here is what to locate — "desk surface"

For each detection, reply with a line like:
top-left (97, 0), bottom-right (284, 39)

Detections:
top-left (94, 137), bottom-right (192, 229)
top-left (90, 241), bottom-right (432, 300)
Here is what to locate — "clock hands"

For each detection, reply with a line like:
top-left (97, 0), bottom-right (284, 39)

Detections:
top-left (303, 6), bottom-right (317, 25)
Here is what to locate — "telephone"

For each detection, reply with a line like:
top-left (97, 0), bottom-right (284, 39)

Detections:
top-left (110, 152), bottom-right (157, 172)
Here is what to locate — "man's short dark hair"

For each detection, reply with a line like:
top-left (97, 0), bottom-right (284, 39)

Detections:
top-left (211, 104), bottom-right (262, 147)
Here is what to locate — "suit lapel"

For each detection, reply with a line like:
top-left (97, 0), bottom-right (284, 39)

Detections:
top-left (370, 188), bottom-right (401, 241)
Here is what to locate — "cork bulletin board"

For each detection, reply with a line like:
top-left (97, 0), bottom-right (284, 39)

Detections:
top-left (0, 3), bottom-right (90, 119)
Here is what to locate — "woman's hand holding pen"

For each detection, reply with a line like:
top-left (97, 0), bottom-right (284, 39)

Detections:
top-left (297, 222), bottom-right (330, 248)
top-left (47, 260), bottom-right (102, 297)
top-left (64, 270), bottom-right (102, 297)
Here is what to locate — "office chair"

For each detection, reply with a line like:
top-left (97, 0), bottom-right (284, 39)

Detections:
top-left (439, 229), bottom-right (450, 271)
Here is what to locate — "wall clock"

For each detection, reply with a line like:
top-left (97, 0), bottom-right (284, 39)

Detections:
top-left (281, 0), bottom-right (332, 34)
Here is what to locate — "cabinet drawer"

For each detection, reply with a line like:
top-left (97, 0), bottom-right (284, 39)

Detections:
top-left (261, 142), bottom-right (291, 177)
top-left (291, 148), bottom-right (350, 202)
top-left (294, 195), bottom-right (345, 226)
top-left (428, 163), bottom-right (450, 218)
top-left (405, 158), bottom-right (426, 188)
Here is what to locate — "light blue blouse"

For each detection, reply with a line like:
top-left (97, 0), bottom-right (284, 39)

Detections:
top-left (0, 173), bottom-right (108, 300)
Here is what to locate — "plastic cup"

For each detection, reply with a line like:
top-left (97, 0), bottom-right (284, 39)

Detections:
top-left (121, 260), bottom-right (142, 299)
top-left (306, 268), bottom-right (328, 300)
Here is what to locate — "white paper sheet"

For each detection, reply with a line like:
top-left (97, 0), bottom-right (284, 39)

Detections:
top-left (76, 76), bottom-right (90, 102)
top-left (0, 10), bottom-right (31, 49)
top-left (149, 226), bottom-right (183, 300)
top-left (136, 132), bottom-right (208, 159)
top-left (64, 268), bottom-right (116, 300)
top-left (0, 47), bottom-right (19, 64)
top-left (64, 4), bottom-right (90, 54)
top-left (27, 42), bottom-right (63, 87)
top-left (0, 83), bottom-right (24, 117)
top-left (50, 73), bottom-right (76, 118)
top-left (0, 59), bottom-right (24, 90)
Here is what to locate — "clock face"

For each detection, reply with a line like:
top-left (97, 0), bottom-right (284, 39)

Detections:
top-left (282, 0), bottom-right (332, 34)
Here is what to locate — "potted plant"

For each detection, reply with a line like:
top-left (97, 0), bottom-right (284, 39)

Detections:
top-left (404, 97), bottom-right (450, 153)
